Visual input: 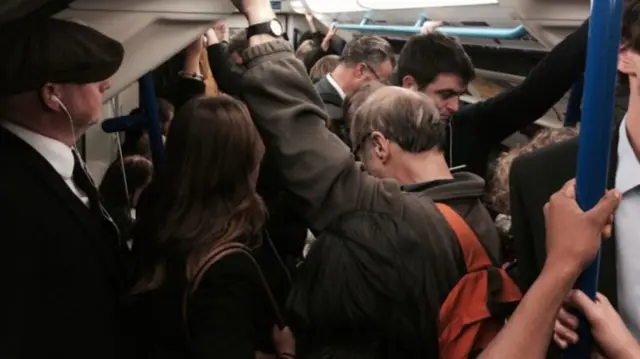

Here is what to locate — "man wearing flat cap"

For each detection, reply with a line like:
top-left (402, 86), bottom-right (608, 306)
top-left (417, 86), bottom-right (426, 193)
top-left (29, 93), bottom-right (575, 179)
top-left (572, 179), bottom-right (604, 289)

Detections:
top-left (0, 18), bottom-right (131, 359)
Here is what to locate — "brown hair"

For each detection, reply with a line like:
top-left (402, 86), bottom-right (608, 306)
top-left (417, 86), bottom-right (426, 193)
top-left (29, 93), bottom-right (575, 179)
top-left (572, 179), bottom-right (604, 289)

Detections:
top-left (99, 155), bottom-right (153, 209)
top-left (309, 54), bottom-right (340, 82)
top-left (131, 95), bottom-right (266, 293)
top-left (488, 127), bottom-right (578, 214)
top-left (295, 39), bottom-right (315, 61)
top-left (622, 0), bottom-right (640, 52)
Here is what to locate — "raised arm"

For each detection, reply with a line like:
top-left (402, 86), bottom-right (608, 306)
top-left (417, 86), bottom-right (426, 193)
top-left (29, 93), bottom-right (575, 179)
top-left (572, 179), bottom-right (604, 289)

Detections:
top-left (459, 20), bottom-right (589, 145)
top-left (239, 8), bottom-right (402, 231)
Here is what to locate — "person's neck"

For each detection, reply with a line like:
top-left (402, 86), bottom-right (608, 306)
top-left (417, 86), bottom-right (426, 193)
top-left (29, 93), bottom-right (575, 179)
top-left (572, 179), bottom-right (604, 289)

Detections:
top-left (626, 78), bottom-right (640, 159)
top-left (392, 150), bottom-right (454, 186)
top-left (5, 113), bottom-right (77, 147)
top-left (330, 65), bottom-right (357, 95)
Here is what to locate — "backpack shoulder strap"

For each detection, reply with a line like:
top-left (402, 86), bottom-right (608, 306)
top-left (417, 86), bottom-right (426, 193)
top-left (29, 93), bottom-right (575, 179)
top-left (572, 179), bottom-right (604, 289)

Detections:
top-left (435, 203), bottom-right (492, 271)
top-left (182, 242), bottom-right (285, 338)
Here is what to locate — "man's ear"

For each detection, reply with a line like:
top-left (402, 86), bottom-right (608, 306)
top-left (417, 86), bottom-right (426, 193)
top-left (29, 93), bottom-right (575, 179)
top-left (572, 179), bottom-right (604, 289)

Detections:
top-left (370, 131), bottom-right (390, 163)
top-left (39, 83), bottom-right (62, 112)
top-left (401, 75), bottom-right (418, 91)
top-left (354, 63), bottom-right (366, 79)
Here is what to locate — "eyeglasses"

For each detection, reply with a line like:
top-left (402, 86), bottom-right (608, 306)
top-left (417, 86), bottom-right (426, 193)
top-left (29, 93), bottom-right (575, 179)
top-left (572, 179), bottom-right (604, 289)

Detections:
top-left (351, 132), bottom-right (371, 158)
top-left (362, 62), bottom-right (381, 81)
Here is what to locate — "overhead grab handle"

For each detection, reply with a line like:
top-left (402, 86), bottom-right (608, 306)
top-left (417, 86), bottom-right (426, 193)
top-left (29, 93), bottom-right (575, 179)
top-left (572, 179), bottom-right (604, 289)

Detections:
top-left (335, 15), bottom-right (528, 39)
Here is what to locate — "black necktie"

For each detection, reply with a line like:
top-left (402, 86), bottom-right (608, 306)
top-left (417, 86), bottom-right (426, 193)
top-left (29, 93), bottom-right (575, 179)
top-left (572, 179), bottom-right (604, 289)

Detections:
top-left (72, 150), bottom-right (121, 240)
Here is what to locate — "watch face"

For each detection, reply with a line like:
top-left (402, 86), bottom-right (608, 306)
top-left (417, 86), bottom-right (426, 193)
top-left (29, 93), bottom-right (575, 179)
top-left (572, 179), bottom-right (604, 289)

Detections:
top-left (270, 20), bottom-right (284, 36)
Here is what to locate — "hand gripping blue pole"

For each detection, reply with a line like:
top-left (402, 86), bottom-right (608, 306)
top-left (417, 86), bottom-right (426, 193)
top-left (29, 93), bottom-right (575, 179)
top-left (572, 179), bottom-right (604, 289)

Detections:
top-left (138, 73), bottom-right (164, 166)
top-left (563, 0), bottom-right (624, 358)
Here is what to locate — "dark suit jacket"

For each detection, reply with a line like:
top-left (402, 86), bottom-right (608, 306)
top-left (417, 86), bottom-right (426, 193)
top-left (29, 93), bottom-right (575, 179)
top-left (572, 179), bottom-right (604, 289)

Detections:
top-left (314, 76), bottom-right (344, 121)
top-left (0, 127), bottom-right (131, 359)
top-left (509, 117), bottom-right (622, 358)
top-left (510, 119), bottom-right (622, 299)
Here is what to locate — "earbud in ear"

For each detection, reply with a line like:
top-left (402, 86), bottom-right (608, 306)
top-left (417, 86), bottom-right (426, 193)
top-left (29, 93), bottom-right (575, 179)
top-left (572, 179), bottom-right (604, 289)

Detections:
top-left (50, 95), bottom-right (70, 114)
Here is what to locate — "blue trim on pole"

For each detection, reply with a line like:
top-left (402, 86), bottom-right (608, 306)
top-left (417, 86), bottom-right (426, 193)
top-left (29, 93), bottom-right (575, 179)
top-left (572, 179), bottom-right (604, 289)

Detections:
top-left (563, 0), bottom-right (624, 358)
top-left (335, 22), bottom-right (527, 39)
top-left (564, 78), bottom-right (584, 127)
top-left (138, 73), bottom-right (164, 166)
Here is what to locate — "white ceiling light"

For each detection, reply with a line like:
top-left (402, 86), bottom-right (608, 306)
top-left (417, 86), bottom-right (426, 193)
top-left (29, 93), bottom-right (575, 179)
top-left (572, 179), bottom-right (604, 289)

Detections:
top-left (303, 0), bottom-right (365, 13)
top-left (357, 0), bottom-right (498, 10)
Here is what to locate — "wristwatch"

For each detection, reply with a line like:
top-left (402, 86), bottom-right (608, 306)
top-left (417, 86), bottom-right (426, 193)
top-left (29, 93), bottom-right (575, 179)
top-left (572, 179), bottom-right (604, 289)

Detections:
top-left (247, 19), bottom-right (284, 38)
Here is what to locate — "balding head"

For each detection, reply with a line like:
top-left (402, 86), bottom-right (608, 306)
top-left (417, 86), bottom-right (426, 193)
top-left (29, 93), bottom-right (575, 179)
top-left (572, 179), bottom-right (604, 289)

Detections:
top-left (350, 86), bottom-right (445, 156)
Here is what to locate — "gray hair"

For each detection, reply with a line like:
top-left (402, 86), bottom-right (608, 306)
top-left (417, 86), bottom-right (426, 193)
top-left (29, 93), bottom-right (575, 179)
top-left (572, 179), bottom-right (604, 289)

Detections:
top-left (350, 86), bottom-right (446, 154)
top-left (340, 36), bottom-right (396, 69)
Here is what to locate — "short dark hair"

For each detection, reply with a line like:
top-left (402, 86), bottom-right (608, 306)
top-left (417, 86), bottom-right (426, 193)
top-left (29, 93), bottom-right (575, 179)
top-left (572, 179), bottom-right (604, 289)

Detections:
top-left (340, 36), bottom-right (396, 68)
top-left (351, 86), bottom-right (446, 154)
top-left (287, 211), bottom-right (439, 359)
top-left (622, 0), bottom-right (640, 52)
top-left (397, 32), bottom-right (475, 89)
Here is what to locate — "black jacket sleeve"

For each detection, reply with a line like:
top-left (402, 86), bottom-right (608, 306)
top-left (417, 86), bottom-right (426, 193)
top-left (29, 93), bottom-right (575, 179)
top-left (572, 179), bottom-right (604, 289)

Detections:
top-left (508, 158), bottom-right (539, 292)
top-left (206, 42), bottom-right (244, 98)
top-left (450, 20), bottom-right (589, 173)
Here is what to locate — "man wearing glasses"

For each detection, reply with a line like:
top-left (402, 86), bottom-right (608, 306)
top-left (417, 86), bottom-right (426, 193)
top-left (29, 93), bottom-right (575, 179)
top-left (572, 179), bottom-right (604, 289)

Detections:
top-left (314, 35), bottom-right (395, 128)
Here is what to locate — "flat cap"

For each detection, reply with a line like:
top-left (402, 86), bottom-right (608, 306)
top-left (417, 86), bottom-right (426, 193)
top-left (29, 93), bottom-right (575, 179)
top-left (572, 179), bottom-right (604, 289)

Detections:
top-left (0, 18), bottom-right (124, 96)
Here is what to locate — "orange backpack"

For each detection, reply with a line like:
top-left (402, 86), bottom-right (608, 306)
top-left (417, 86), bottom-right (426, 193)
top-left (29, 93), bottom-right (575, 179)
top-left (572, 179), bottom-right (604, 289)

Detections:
top-left (436, 203), bottom-right (522, 359)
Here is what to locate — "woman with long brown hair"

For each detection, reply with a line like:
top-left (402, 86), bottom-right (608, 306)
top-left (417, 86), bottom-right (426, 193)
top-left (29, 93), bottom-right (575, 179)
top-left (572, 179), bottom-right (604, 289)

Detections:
top-left (131, 95), bottom-right (291, 359)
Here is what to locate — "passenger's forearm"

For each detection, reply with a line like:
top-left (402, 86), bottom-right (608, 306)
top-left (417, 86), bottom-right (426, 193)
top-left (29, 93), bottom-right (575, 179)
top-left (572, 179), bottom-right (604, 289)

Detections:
top-left (616, 344), bottom-right (640, 359)
top-left (479, 261), bottom-right (580, 359)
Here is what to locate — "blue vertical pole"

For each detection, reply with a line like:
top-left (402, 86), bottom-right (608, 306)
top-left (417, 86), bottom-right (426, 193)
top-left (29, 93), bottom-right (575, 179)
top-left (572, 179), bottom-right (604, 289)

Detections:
top-left (138, 73), bottom-right (164, 166)
top-left (563, 0), bottom-right (624, 358)
top-left (564, 78), bottom-right (584, 127)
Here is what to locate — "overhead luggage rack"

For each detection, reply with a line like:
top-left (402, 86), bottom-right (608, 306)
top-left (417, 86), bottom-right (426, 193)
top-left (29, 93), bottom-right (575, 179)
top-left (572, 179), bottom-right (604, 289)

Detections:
top-left (335, 15), bottom-right (528, 39)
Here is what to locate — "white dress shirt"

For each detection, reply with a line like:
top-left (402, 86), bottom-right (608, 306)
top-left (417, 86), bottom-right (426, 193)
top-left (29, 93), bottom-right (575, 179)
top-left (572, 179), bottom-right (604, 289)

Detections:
top-left (2, 121), bottom-right (89, 206)
top-left (614, 116), bottom-right (640, 339)
top-left (326, 73), bottom-right (346, 100)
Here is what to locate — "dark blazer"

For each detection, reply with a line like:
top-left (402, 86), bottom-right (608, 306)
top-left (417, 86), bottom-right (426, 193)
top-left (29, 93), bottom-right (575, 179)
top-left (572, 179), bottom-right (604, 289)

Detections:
top-left (447, 21), bottom-right (590, 180)
top-left (0, 127), bottom-right (130, 359)
top-left (509, 119), bottom-right (622, 300)
top-left (509, 118), bottom-right (622, 358)
top-left (314, 76), bottom-right (344, 121)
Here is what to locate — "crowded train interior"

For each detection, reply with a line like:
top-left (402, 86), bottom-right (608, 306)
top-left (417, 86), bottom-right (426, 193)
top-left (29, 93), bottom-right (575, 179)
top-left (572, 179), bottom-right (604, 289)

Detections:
top-left (1, 0), bottom-right (638, 358)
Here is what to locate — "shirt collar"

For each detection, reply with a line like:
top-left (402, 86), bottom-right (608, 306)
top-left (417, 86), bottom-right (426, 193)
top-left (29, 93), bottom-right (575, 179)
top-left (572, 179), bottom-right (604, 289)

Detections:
top-left (326, 74), bottom-right (346, 100)
top-left (1, 121), bottom-right (75, 180)
top-left (615, 116), bottom-right (640, 194)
